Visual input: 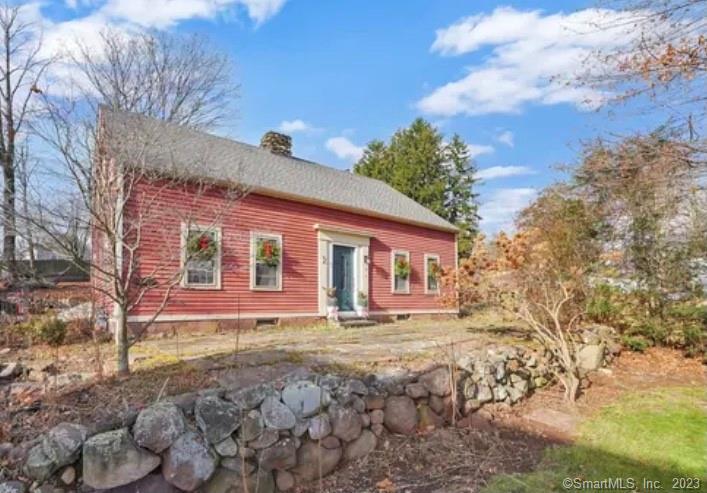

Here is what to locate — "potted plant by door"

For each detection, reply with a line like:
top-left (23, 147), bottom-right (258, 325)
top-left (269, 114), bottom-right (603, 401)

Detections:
top-left (324, 287), bottom-right (338, 321)
top-left (356, 291), bottom-right (368, 318)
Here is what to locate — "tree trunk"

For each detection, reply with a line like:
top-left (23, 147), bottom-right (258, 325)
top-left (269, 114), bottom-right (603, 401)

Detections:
top-left (562, 372), bottom-right (581, 403)
top-left (115, 304), bottom-right (130, 375)
top-left (2, 158), bottom-right (15, 280)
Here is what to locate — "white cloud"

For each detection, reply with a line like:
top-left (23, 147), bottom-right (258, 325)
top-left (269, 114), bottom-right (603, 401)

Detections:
top-left (479, 187), bottom-right (537, 234)
top-left (418, 7), bottom-right (642, 116)
top-left (467, 144), bottom-right (494, 159)
top-left (475, 165), bottom-right (534, 181)
top-left (326, 137), bottom-right (364, 162)
top-left (278, 119), bottom-right (313, 133)
top-left (496, 130), bottom-right (514, 147)
top-left (102, 0), bottom-right (286, 28)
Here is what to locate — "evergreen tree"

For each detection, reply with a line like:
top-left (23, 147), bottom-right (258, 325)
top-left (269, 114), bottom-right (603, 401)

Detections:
top-left (353, 119), bottom-right (479, 257)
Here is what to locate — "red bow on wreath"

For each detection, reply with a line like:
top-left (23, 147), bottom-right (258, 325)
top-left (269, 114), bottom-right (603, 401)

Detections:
top-left (198, 235), bottom-right (211, 251)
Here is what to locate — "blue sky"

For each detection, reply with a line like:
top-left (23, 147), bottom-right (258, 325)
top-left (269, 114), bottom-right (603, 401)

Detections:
top-left (27, 0), bottom-right (661, 233)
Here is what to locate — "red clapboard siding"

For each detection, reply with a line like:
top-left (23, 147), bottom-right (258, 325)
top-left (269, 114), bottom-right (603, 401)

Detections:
top-left (124, 178), bottom-right (456, 318)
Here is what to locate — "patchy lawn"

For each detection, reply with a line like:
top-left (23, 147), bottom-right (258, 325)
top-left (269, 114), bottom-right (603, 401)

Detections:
top-left (482, 386), bottom-right (707, 493)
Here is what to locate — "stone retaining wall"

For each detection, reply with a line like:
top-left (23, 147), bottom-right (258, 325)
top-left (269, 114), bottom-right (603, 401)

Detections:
top-left (4, 338), bottom-right (616, 493)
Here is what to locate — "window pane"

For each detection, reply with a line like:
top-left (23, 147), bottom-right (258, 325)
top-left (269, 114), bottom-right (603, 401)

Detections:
top-left (427, 258), bottom-right (438, 291)
top-left (187, 259), bottom-right (215, 285)
top-left (393, 253), bottom-right (409, 292)
top-left (255, 262), bottom-right (278, 288)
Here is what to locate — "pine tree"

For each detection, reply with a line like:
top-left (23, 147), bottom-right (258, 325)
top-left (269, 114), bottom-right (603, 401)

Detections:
top-left (354, 119), bottom-right (480, 257)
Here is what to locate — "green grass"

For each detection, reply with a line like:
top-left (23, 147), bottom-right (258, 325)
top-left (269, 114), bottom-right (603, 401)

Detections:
top-left (483, 386), bottom-right (707, 493)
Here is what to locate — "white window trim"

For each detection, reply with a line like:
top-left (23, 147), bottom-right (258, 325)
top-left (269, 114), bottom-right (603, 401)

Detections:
top-left (424, 253), bottom-right (441, 295)
top-left (391, 249), bottom-right (410, 294)
top-left (181, 223), bottom-right (222, 290)
top-left (250, 231), bottom-right (283, 291)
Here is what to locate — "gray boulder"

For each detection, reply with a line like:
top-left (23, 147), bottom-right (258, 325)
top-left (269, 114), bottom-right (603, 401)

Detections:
top-left (23, 445), bottom-right (54, 482)
top-left (258, 438), bottom-right (297, 471)
top-left (405, 382), bottom-right (429, 399)
top-left (0, 481), bottom-right (26, 493)
top-left (260, 397), bottom-right (296, 430)
top-left (476, 384), bottom-right (493, 403)
top-left (343, 430), bottom-right (377, 461)
top-left (214, 436), bottom-right (238, 457)
top-left (291, 441), bottom-right (342, 482)
top-left (41, 422), bottom-right (88, 470)
top-left (329, 406), bottom-right (362, 442)
top-left (133, 402), bottom-right (186, 453)
top-left (578, 344), bottom-right (605, 372)
top-left (281, 381), bottom-right (330, 418)
top-left (226, 384), bottom-right (278, 410)
top-left (383, 396), bottom-right (418, 435)
top-left (98, 473), bottom-right (178, 493)
top-left (240, 409), bottom-right (265, 441)
top-left (275, 470), bottom-right (295, 492)
top-left (308, 415), bottom-right (331, 440)
top-left (418, 368), bottom-right (450, 396)
top-left (195, 395), bottom-right (242, 444)
top-left (249, 428), bottom-right (279, 450)
top-left (162, 432), bottom-right (216, 491)
top-left (82, 428), bottom-right (161, 490)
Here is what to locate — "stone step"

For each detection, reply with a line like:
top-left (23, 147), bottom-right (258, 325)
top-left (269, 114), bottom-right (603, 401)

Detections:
top-left (337, 319), bottom-right (377, 329)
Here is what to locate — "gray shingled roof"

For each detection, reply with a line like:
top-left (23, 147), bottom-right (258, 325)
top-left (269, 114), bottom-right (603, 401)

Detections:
top-left (102, 108), bottom-right (457, 232)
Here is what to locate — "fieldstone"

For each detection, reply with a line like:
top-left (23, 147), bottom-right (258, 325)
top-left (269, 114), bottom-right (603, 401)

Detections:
top-left (462, 379), bottom-right (477, 400)
top-left (260, 397), bottom-right (296, 430)
top-left (258, 439), bottom-right (297, 471)
top-left (82, 428), bottom-right (161, 490)
top-left (214, 436), bottom-right (238, 457)
top-left (195, 395), bottom-right (242, 444)
top-left (428, 394), bottom-right (445, 414)
top-left (512, 378), bottom-right (529, 395)
top-left (0, 481), bottom-right (26, 493)
top-left (417, 405), bottom-right (444, 432)
top-left (162, 432), bottom-right (216, 491)
top-left (100, 473), bottom-right (178, 493)
top-left (221, 457), bottom-right (255, 475)
top-left (202, 468), bottom-right (274, 493)
top-left (405, 382), bottom-right (429, 399)
top-left (492, 385), bottom-right (508, 402)
top-left (240, 447), bottom-right (255, 459)
top-left (249, 429), bottom-right (279, 450)
top-left (291, 441), bottom-right (342, 482)
top-left (463, 399), bottom-right (481, 415)
top-left (360, 413), bottom-right (371, 427)
top-left (60, 466), bottom-right (76, 485)
top-left (40, 422), bottom-right (88, 469)
top-left (383, 396), bottom-right (418, 435)
top-left (275, 470), bottom-right (295, 492)
top-left (364, 394), bottom-right (385, 410)
top-left (418, 368), bottom-right (450, 396)
top-left (456, 355), bottom-right (474, 372)
top-left (133, 402), bottom-right (185, 453)
top-left (338, 379), bottom-right (368, 396)
top-left (343, 430), bottom-right (377, 461)
top-left (23, 444), bottom-right (54, 482)
top-left (240, 409), bottom-right (265, 441)
top-left (370, 423), bottom-right (384, 437)
top-left (281, 381), bottom-right (330, 418)
top-left (329, 406), bottom-right (362, 442)
top-left (369, 409), bottom-right (384, 425)
top-left (351, 396), bottom-right (366, 413)
top-left (578, 344), bottom-right (605, 371)
top-left (225, 384), bottom-right (278, 410)
top-left (292, 419), bottom-right (309, 438)
top-left (507, 386), bottom-right (524, 404)
top-left (321, 436), bottom-right (341, 449)
top-left (308, 415), bottom-right (331, 440)
top-left (494, 361), bottom-right (507, 381)
top-left (476, 384), bottom-right (493, 403)
top-left (0, 362), bottom-right (22, 379)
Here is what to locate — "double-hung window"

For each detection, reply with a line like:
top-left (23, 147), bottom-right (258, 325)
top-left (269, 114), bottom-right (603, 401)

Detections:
top-left (251, 232), bottom-right (283, 290)
top-left (182, 225), bottom-right (221, 289)
top-left (424, 254), bottom-right (441, 294)
top-left (391, 250), bottom-right (410, 294)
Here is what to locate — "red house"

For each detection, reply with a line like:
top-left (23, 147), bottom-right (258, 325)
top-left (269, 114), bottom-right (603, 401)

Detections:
top-left (94, 109), bottom-right (458, 332)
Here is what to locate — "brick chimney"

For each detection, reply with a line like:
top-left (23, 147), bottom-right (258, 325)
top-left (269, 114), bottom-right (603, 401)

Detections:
top-left (260, 131), bottom-right (292, 157)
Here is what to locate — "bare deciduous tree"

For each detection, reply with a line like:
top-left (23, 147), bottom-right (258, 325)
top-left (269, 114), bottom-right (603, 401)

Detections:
top-left (0, 4), bottom-right (51, 281)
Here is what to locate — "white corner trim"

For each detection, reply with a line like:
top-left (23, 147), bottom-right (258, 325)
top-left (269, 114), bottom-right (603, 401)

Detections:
top-left (391, 249), bottom-right (410, 294)
top-left (423, 253), bottom-right (441, 295)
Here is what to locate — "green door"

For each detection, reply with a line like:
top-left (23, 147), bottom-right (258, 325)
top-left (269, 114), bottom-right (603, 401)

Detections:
top-left (332, 245), bottom-right (355, 311)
